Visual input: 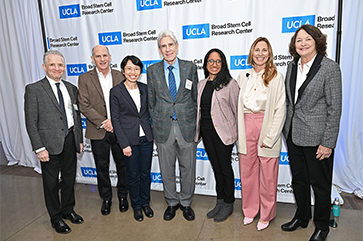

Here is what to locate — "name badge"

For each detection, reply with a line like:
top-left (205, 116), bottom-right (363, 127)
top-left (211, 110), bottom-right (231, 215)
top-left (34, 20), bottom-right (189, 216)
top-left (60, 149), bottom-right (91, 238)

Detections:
top-left (185, 79), bottom-right (192, 90)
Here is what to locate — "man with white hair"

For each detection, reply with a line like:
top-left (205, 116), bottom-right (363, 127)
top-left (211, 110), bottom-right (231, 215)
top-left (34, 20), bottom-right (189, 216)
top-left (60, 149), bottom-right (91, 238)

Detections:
top-left (147, 29), bottom-right (199, 221)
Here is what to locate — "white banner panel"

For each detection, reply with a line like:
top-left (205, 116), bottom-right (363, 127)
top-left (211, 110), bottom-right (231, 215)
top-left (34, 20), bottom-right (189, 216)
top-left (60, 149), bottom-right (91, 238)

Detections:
top-left (41, 0), bottom-right (338, 203)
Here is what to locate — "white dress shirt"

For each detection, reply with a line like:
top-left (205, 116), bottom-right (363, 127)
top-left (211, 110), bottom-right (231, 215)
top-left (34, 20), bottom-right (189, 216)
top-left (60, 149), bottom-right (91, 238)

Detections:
top-left (295, 54), bottom-right (317, 103)
top-left (96, 68), bottom-right (113, 119)
top-left (46, 76), bottom-right (74, 128)
top-left (243, 68), bottom-right (267, 113)
top-left (127, 87), bottom-right (145, 137)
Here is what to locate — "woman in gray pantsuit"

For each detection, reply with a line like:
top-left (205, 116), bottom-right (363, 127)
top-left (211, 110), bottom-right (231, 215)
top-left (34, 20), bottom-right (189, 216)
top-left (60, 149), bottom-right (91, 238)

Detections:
top-left (281, 25), bottom-right (342, 241)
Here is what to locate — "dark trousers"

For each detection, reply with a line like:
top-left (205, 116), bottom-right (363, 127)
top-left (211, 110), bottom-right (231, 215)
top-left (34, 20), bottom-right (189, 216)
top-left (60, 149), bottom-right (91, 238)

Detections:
top-left (124, 136), bottom-right (153, 210)
top-left (41, 131), bottom-right (76, 224)
top-left (286, 136), bottom-right (333, 231)
top-left (91, 131), bottom-right (128, 201)
top-left (200, 126), bottom-right (235, 204)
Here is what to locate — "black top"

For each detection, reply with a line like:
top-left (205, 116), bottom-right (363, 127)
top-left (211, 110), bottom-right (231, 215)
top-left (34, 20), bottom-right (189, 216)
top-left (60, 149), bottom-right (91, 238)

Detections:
top-left (200, 81), bottom-right (214, 130)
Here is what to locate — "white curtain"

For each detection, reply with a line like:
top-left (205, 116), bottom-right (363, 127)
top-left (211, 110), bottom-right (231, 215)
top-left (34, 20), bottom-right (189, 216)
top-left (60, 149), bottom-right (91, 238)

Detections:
top-left (0, 0), bottom-right (44, 172)
top-left (333, 0), bottom-right (363, 193)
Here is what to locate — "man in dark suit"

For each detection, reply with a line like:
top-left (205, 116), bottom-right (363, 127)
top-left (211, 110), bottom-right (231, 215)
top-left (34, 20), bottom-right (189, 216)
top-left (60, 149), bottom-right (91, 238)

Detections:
top-left (147, 29), bottom-right (198, 221)
top-left (78, 45), bottom-right (128, 215)
top-left (24, 50), bottom-right (84, 234)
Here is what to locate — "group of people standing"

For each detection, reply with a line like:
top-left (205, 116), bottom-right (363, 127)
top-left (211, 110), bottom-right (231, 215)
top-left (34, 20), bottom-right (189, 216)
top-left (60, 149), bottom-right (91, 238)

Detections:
top-left (24, 24), bottom-right (341, 241)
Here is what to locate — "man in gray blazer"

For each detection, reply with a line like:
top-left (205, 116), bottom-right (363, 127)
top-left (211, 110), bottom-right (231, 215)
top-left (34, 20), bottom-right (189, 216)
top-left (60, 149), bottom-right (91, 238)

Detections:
top-left (24, 50), bottom-right (83, 234)
top-left (147, 29), bottom-right (198, 221)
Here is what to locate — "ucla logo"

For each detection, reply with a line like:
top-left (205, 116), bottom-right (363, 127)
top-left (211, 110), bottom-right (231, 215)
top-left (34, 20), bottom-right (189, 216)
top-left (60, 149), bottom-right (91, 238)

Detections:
top-left (81, 118), bottom-right (87, 129)
top-left (230, 55), bottom-right (252, 70)
top-left (59, 4), bottom-right (81, 19)
top-left (183, 24), bottom-right (210, 40)
top-left (196, 148), bottom-right (209, 161)
top-left (282, 15), bottom-right (315, 33)
top-left (234, 179), bottom-right (241, 190)
top-left (81, 167), bottom-right (97, 177)
top-left (67, 64), bottom-right (87, 76)
top-left (279, 152), bottom-right (289, 165)
top-left (98, 32), bottom-right (122, 46)
top-left (136, 0), bottom-right (162, 11)
top-left (151, 172), bottom-right (163, 183)
top-left (142, 60), bottom-right (159, 74)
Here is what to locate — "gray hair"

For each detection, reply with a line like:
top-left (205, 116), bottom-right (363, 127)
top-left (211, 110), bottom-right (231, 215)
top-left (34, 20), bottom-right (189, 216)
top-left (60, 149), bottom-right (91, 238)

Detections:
top-left (157, 29), bottom-right (178, 48)
top-left (43, 50), bottom-right (65, 65)
top-left (92, 45), bottom-right (110, 56)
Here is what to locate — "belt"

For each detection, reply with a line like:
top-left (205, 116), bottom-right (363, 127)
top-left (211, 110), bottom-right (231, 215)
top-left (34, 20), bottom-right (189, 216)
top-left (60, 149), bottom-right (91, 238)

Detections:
top-left (68, 126), bottom-right (74, 134)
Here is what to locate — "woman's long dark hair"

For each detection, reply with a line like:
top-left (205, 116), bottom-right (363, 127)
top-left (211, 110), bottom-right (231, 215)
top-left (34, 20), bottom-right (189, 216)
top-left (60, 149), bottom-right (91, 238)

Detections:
top-left (203, 48), bottom-right (232, 91)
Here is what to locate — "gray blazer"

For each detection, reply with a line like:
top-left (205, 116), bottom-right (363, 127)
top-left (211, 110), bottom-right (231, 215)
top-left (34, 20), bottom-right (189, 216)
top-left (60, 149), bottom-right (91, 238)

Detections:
top-left (24, 77), bottom-right (83, 154)
top-left (147, 58), bottom-right (198, 143)
top-left (283, 54), bottom-right (342, 149)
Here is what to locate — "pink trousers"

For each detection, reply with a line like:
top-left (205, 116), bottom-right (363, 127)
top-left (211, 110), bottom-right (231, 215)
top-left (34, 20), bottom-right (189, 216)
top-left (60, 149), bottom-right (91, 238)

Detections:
top-left (239, 113), bottom-right (279, 222)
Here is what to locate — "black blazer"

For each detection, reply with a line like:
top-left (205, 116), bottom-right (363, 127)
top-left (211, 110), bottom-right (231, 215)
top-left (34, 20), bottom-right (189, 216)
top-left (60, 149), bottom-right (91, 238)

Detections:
top-left (110, 81), bottom-right (153, 149)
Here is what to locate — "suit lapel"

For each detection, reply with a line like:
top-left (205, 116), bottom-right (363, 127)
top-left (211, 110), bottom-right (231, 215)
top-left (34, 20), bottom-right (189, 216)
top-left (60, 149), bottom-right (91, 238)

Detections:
top-left (289, 61), bottom-right (298, 105)
top-left (40, 78), bottom-right (62, 113)
top-left (90, 68), bottom-right (105, 101)
top-left (296, 53), bottom-right (323, 104)
top-left (156, 61), bottom-right (172, 101)
top-left (139, 83), bottom-right (147, 116)
top-left (176, 58), bottom-right (186, 101)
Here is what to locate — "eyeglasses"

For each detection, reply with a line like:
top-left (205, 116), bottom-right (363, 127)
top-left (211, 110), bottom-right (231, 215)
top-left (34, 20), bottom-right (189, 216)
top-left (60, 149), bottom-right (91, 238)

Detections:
top-left (207, 59), bottom-right (222, 66)
top-left (125, 67), bottom-right (141, 72)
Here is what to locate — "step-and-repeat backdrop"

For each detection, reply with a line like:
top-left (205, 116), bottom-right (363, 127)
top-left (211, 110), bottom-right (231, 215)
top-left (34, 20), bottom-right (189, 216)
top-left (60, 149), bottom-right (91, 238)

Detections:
top-left (41, 0), bottom-right (338, 203)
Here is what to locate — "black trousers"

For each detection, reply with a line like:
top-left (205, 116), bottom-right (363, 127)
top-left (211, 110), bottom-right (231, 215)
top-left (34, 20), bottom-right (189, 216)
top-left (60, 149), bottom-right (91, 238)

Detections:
top-left (91, 131), bottom-right (128, 201)
top-left (41, 131), bottom-right (76, 224)
top-left (200, 126), bottom-right (235, 204)
top-left (286, 136), bottom-right (333, 231)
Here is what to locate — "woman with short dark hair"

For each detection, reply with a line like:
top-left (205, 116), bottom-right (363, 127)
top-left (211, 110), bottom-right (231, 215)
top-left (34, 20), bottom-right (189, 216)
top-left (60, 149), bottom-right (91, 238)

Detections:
top-left (111, 55), bottom-right (154, 222)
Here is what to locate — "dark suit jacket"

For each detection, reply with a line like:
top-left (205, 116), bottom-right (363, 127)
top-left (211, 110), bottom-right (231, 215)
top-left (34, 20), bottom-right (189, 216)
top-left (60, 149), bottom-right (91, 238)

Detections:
top-left (283, 53), bottom-right (342, 149)
top-left (78, 68), bottom-right (125, 140)
top-left (24, 77), bottom-right (82, 154)
top-left (110, 81), bottom-right (153, 149)
top-left (147, 58), bottom-right (198, 143)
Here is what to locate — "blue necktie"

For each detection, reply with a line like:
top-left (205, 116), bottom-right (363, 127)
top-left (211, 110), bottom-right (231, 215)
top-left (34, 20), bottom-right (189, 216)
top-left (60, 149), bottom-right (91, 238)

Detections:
top-left (56, 83), bottom-right (68, 136)
top-left (168, 66), bottom-right (177, 120)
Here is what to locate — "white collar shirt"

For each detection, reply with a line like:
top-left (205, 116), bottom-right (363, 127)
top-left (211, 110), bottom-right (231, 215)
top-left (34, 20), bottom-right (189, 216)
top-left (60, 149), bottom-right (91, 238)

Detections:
top-left (96, 68), bottom-right (113, 119)
top-left (46, 76), bottom-right (74, 128)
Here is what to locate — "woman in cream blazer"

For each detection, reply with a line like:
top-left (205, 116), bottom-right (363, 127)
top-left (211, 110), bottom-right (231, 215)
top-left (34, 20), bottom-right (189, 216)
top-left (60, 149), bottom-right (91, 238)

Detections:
top-left (237, 37), bottom-right (286, 231)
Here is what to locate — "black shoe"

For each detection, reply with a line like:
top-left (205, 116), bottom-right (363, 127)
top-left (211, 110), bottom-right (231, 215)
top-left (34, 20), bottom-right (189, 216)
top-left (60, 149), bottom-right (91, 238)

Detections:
top-left (180, 205), bottom-right (195, 221)
top-left (119, 197), bottom-right (129, 212)
top-left (142, 205), bottom-right (154, 218)
top-left (62, 211), bottom-right (84, 224)
top-left (281, 218), bottom-right (309, 231)
top-left (309, 229), bottom-right (329, 241)
top-left (101, 200), bottom-right (111, 215)
top-left (52, 220), bottom-right (71, 234)
top-left (163, 204), bottom-right (180, 221)
top-left (134, 209), bottom-right (143, 222)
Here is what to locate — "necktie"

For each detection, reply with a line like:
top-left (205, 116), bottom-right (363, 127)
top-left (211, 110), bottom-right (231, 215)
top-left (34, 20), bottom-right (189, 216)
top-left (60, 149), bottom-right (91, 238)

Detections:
top-left (168, 66), bottom-right (177, 120)
top-left (56, 83), bottom-right (68, 136)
